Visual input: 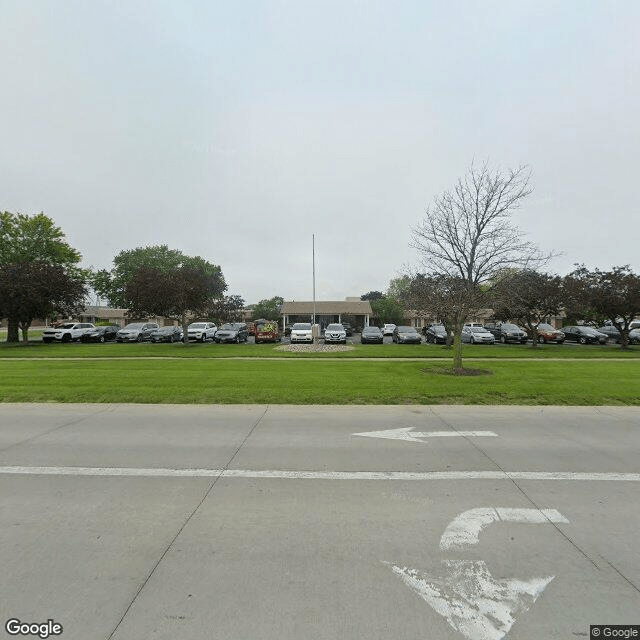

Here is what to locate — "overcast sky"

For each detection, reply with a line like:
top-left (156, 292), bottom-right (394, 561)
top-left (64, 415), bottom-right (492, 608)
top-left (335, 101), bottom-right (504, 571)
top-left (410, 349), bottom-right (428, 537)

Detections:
top-left (2, 1), bottom-right (639, 305)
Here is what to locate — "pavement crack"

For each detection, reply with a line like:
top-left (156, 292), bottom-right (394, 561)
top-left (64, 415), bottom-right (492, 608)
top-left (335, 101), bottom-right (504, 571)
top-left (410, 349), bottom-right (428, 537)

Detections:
top-left (0, 405), bottom-right (114, 453)
top-left (427, 406), bottom-right (601, 569)
top-left (600, 556), bottom-right (640, 595)
top-left (105, 405), bottom-right (270, 640)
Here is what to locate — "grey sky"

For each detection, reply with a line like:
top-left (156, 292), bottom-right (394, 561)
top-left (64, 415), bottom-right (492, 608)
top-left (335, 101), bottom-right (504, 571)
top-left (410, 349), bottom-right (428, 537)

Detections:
top-left (2, 1), bottom-right (638, 304)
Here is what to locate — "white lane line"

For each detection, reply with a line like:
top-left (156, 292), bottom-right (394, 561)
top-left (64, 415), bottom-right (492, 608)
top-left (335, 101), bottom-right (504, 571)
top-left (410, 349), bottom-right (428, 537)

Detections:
top-left (439, 507), bottom-right (569, 550)
top-left (1, 467), bottom-right (640, 481)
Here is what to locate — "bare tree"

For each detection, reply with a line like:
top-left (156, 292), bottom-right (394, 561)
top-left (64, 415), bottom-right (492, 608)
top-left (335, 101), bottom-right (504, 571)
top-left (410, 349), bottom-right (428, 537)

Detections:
top-left (411, 162), bottom-right (552, 370)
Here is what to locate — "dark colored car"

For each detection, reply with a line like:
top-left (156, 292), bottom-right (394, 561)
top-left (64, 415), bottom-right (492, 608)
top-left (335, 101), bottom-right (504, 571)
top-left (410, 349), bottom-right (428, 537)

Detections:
top-left (596, 326), bottom-right (640, 345)
top-left (80, 325), bottom-right (120, 343)
top-left (392, 326), bottom-right (422, 344)
top-left (561, 326), bottom-right (607, 344)
top-left (484, 322), bottom-right (528, 344)
top-left (425, 324), bottom-right (447, 344)
top-left (215, 323), bottom-right (249, 343)
top-left (597, 325), bottom-right (622, 342)
top-left (151, 326), bottom-right (183, 343)
top-left (535, 323), bottom-right (565, 344)
top-left (284, 324), bottom-right (293, 337)
top-left (360, 326), bottom-right (383, 344)
top-left (341, 322), bottom-right (353, 337)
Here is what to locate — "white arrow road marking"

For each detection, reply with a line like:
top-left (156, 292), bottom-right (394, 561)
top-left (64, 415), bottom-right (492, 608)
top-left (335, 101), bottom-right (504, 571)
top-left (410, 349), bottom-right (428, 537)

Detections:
top-left (352, 427), bottom-right (497, 442)
top-left (389, 560), bottom-right (554, 640)
top-left (440, 507), bottom-right (570, 550)
top-left (386, 507), bottom-right (569, 639)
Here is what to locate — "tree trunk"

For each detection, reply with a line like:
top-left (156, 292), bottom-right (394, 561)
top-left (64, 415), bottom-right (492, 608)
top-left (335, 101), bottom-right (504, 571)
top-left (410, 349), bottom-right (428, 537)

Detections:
top-left (452, 320), bottom-right (464, 371)
top-left (6, 318), bottom-right (19, 343)
top-left (529, 322), bottom-right (538, 348)
top-left (182, 314), bottom-right (189, 344)
top-left (620, 331), bottom-right (629, 350)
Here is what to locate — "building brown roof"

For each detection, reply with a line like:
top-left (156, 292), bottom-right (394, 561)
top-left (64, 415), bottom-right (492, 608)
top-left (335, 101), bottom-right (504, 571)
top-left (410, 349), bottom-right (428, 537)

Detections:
top-left (281, 300), bottom-right (373, 315)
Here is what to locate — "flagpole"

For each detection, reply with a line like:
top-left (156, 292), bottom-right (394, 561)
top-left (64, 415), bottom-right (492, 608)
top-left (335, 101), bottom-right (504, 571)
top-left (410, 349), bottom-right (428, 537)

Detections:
top-left (312, 234), bottom-right (316, 342)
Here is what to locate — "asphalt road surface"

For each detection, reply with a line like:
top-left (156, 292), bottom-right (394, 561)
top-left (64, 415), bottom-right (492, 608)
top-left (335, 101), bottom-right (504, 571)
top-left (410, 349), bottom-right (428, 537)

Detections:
top-left (0, 404), bottom-right (639, 640)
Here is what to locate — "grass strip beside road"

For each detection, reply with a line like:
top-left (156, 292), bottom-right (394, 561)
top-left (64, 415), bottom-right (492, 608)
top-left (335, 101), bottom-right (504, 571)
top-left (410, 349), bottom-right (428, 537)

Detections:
top-left (1, 341), bottom-right (640, 359)
top-left (2, 359), bottom-right (639, 405)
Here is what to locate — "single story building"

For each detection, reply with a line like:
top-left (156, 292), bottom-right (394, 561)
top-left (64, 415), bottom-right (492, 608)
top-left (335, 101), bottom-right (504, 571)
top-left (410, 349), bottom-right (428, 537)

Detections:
top-left (281, 299), bottom-right (373, 332)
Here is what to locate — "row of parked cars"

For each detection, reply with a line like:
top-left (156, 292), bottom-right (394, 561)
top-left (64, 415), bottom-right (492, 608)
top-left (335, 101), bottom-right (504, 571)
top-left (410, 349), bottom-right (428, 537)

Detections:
top-left (41, 322), bottom-right (253, 344)
top-left (40, 319), bottom-right (640, 346)
top-left (420, 321), bottom-right (640, 345)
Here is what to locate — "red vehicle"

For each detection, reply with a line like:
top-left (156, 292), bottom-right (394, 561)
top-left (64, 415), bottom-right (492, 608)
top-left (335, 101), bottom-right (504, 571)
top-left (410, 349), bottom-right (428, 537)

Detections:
top-left (254, 321), bottom-right (281, 343)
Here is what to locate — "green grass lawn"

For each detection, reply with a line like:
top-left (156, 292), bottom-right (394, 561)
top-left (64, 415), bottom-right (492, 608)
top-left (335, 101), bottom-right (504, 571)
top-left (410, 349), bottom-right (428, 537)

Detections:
top-left (1, 358), bottom-right (639, 404)
top-left (1, 340), bottom-right (639, 359)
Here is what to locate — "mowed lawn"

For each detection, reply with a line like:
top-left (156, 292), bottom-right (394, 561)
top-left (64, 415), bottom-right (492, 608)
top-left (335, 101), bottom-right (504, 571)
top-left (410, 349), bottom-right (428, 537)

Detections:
top-left (2, 358), bottom-right (639, 405)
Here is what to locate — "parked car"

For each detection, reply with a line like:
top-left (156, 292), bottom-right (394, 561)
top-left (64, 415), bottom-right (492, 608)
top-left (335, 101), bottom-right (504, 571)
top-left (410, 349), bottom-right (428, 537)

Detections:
top-left (42, 323), bottom-right (95, 343)
top-left (290, 322), bottom-right (313, 344)
top-left (483, 322), bottom-right (528, 344)
top-left (597, 325), bottom-right (623, 343)
top-left (535, 323), bottom-right (565, 344)
top-left (596, 326), bottom-right (640, 345)
top-left (214, 323), bottom-right (248, 343)
top-left (116, 322), bottom-right (159, 342)
top-left (360, 326), bottom-right (383, 344)
top-left (425, 324), bottom-right (448, 344)
top-left (324, 323), bottom-right (347, 344)
top-left (382, 324), bottom-right (396, 336)
top-left (462, 325), bottom-right (495, 344)
top-left (392, 326), bottom-right (422, 344)
top-left (150, 326), bottom-right (183, 343)
top-left (187, 322), bottom-right (217, 342)
top-left (341, 322), bottom-right (353, 337)
top-left (255, 321), bottom-right (281, 343)
top-left (80, 325), bottom-right (120, 343)
top-left (284, 324), bottom-right (293, 337)
top-left (560, 326), bottom-right (608, 345)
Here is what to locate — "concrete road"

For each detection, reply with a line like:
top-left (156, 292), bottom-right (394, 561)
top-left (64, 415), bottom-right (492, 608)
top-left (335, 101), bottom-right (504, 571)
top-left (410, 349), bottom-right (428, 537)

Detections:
top-left (0, 404), bottom-right (638, 640)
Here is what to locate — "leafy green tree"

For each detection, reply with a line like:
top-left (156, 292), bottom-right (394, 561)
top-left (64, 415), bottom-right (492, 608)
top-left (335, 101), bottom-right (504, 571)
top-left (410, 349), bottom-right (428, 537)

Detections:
top-left (370, 296), bottom-right (404, 325)
top-left (403, 273), bottom-right (484, 348)
top-left (208, 295), bottom-right (246, 325)
top-left (250, 296), bottom-right (283, 321)
top-left (93, 245), bottom-right (224, 309)
top-left (0, 262), bottom-right (87, 342)
top-left (564, 265), bottom-right (640, 350)
top-left (0, 211), bottom-right (85, 342)
top-left (124, 261), bottom-right (227, 340)
top-left (360, 291), bottom-right (384, 301)
top-left (489, 270), bottom-right (564, 347)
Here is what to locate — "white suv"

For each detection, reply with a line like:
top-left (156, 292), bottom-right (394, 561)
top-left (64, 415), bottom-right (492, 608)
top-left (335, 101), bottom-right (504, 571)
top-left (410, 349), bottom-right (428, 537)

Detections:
top-left (42, 323), bottom-right (95, 343)
top-left (290, 323), bottom-right (313, 343)
top-left (187, 322), bottom-right (218, 342)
